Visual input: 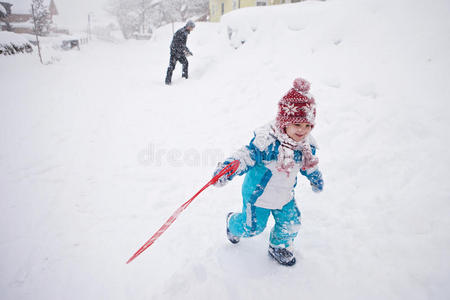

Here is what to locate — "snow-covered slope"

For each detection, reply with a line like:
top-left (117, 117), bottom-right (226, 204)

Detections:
top-left (1, 0), bottom-right (449, 299)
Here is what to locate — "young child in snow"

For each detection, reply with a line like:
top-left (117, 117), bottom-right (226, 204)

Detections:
top-left (213, 78), bottom-right (324, 266)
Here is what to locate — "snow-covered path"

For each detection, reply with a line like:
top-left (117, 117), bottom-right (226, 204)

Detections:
top-left (1, 1), bottom-right (450, 299)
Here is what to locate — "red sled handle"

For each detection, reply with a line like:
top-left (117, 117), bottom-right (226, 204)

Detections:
top-left (126, 160), bottom-right (240, 264)
top-left (207, 160), bottom-right (240, 186)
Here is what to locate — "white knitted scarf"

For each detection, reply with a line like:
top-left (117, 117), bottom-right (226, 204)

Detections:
top-left (270, 124), bottom-right (318, 176)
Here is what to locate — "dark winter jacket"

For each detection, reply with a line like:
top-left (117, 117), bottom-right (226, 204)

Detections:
top-left (170, 27), bottom-right (192, 57)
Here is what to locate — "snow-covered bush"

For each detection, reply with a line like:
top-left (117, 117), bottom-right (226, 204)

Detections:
top-left (0, 31), bottom-right (33, 55)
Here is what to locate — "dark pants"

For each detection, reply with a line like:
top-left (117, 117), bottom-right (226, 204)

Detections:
top-left (165, 52), bottom-right (188, 84)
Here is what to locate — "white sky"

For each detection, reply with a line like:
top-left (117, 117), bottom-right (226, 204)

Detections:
top-left (56, 0), bottom-right (110, 30)
top-left (8, 0), bottom-right (110, 31)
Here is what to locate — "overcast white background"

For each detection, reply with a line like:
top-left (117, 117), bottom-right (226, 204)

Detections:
top-left (9, 0), bottom-right (109, 31)
top-left (58, 0), bottom-right (109, 31)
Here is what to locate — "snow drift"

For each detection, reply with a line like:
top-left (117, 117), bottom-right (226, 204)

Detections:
top-left (1, 0), bottom-right (449, 299)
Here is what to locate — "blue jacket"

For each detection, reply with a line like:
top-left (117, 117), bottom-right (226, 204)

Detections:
top-left (222, 123), bottom-right (324, 209)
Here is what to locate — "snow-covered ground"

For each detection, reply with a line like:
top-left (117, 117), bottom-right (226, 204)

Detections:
top-left (1, 0), bottom-right (450, 299)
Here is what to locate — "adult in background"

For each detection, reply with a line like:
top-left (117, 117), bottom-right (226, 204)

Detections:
top-left (165, 20), bottom-right (195, 85)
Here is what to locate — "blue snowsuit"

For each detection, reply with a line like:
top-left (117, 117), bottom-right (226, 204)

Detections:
top-left (222, 123), bottom-right (323, 248)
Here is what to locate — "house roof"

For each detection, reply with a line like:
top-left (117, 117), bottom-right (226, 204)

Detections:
top-left (7, 0), bottom-right (55, 14)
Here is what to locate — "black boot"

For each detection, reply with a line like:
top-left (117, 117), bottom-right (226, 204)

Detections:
top-left (268, 245), bottom-right (296, 266)
top-left (226, 213), bottom-right (240, 244)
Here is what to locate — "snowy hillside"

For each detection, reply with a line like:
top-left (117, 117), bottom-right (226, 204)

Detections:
top-left (1, 0), bottom-right (450, 299)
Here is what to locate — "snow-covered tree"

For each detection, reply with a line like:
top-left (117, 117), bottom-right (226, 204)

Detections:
top-left (0, 1), bottom-right (12, 31)
top-left (158, 0), bottom-right (208, 23)
top-left (31, 0), bottom-right (51, 36)
top-left (106, 0), bottom-right (159, 39)
top-left (105, 0), bottom-right (208, 38)
top-left (0, 2), bottom-right (10, 18)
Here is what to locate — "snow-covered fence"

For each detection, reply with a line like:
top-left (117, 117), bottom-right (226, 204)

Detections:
top-left (0, 31), bottom-right (33, 56)
top-left (80, 37), bottom-right (88, 45)
top-left (60, 36), bottom-right (88, 51)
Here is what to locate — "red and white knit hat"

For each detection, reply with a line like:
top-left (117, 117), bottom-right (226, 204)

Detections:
top-left (276, 78), bottom-right (316, 131)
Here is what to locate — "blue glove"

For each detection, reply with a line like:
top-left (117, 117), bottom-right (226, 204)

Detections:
top-left (311, 179), bottom-right (323, 193)
top-left (312, 184), bottom-right (323, 193)
top-left (308, 170), bottom-right (323, 193)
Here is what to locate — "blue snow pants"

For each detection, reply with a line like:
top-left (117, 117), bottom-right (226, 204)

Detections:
top-left (228, 198), bottom-right (301, 248)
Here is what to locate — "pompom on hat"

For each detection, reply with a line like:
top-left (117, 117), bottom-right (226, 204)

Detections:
top-left (276, 78), bottom-right (316, 131)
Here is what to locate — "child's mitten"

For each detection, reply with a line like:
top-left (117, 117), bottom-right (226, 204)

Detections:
top-left (213, 162), bottom-right (230, 187)
top-left (311, 178), bottom-right (324, 193)
top-left (311, 183), bottom-right (323, 193)
top-left (308, 170), bottom-right (324, 193)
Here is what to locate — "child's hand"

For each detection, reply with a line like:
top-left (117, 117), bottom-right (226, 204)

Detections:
top-left (311, 180), bottom-right (323, 193)
top-left (215, 175), bottom-right (228, 187)
top-left (306, 170), bottom-right (323, 193)
top-left (312, 185), bottom-right (322, 193)
top-left (213, 162), bottom-right (231, 187)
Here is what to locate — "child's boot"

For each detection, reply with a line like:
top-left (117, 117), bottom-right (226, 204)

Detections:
top-left (268, 245), bottom-right (296, 266)
top-left (226, 213), bottom-right (240, 244)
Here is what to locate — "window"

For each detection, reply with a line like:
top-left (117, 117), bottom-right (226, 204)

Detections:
top-left (221, 3), bottom-right (224, 15)
top-left (256, 1), bottom-right (267, 6)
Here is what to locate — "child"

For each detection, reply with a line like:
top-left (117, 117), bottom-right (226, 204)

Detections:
top-left (213, 78), bottom-right (324, 266)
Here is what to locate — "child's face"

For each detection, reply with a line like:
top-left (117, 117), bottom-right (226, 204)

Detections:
top-left (285, 123), bottom-right (313, 142)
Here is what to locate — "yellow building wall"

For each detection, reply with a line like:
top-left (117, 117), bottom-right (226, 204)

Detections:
top-left (238, 0), bottom-right (256, 9)
top-left (269, 0), bottom-right (285, 4)
top-left (271, 0), bottom-right (289, 4)
top-left (210, 0), bottom-right (235, 22)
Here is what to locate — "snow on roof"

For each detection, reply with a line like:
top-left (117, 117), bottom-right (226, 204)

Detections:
top-left (8, 0), bottom-right (52, 14)
top-left (0, 31), bottom-right (31, 45)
